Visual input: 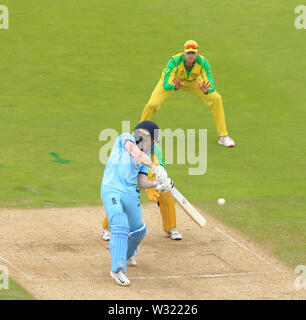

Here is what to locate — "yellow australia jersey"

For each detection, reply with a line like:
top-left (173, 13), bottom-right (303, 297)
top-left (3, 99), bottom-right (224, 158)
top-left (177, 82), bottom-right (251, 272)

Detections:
top-left (161, 53), bottom-right (215, 92)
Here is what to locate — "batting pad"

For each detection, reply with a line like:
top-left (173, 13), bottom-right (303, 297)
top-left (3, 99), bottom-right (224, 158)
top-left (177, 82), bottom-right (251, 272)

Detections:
top-left (126, 222), bottom-right (147, 260)
top-left (109, 212), bottom-right (129, 273)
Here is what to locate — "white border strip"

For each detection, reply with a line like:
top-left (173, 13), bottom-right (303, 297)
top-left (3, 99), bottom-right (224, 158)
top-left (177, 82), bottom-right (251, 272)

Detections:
top-left (0, 255), bottom-right (33, 280)
top-left (215, 227), bottom-right (282, 273)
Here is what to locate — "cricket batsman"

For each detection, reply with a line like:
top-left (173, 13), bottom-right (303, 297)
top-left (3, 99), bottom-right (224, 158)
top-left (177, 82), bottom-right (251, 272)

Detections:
top-left (140, 40), bottom-right (235, 147)
top-left (101, 120), bottom-right (174, 286)
top-left (102, 142), bottom-right (182, 241)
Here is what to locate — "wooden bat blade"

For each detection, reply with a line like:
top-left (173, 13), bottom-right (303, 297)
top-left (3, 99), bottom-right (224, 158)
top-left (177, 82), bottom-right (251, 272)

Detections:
top-left (171, 187), bottom-right (207, 227)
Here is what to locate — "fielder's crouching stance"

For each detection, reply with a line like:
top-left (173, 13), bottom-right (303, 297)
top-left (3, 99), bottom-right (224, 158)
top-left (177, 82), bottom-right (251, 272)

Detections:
top-left (101, 121), bottom-right (174, 286)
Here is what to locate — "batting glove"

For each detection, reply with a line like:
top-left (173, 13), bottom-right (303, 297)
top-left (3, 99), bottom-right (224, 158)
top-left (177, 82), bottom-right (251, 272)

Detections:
top-left (152, 165), bottom-right (168, 184)
top-left (155, 178), bottom-right (174, 193)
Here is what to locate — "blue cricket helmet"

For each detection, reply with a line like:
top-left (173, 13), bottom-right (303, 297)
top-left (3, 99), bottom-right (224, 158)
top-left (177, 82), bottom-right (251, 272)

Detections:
top-left (133, 120), bottom-right (160, 143)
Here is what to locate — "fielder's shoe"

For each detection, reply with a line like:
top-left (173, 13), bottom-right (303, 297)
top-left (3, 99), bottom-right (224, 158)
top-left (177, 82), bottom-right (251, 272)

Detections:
top-left (218, 136), bottom-right (235, 147)
top-left (101, 229), bottom-right (111, 241)
top-left (167, 228), bottom-right (182, 240)
top-left (110, 269), bottom-right (130, 286)
top-left (127, 256), bottom-right (137, 266)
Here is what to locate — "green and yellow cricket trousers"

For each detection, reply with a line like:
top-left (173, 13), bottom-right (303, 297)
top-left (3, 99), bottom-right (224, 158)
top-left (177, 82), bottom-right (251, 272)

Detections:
top-left (140, 80), bottom-right (228, 137)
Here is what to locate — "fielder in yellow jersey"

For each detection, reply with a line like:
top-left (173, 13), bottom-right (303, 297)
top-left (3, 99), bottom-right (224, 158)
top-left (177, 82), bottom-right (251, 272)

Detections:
top-left (140, 40), bottom-right (235, 147)
top-left (102, 143), bottom-right (182, 241)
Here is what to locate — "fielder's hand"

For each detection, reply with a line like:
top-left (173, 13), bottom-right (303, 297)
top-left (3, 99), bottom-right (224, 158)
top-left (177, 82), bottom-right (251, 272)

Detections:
top-left (152, 165), bottom-right (168, 184)
top-left (156, 178), bottom-right (174, 193)
top-left (197, 80), bottom-right (212, 94)
top-left (172, 77), bottom-right (184, 90)
top-left (145, 187), bottom-right (160, 201)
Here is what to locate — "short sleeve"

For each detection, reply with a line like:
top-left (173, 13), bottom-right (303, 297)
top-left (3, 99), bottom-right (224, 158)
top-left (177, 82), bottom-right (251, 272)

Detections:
top-left (120, 133), bottom-right (136, 148)
top-left (139, 164), bottom-right (149, 175)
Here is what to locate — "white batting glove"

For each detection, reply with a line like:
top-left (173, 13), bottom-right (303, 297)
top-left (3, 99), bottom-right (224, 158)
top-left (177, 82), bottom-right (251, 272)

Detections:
top-left (155, 178), bottom-right (174, 193)
top-left (152, 165), bottom-right (168, 184)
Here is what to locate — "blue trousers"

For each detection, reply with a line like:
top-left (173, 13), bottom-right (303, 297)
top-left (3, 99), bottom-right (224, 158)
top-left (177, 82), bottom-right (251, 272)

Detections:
top-left (101, 185), bottom-right (143, 273)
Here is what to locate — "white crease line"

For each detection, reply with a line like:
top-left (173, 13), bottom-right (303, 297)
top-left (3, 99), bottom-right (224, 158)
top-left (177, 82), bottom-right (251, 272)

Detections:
top-left (215, 227), bottom-right (282, 273)
top-left (43, 251), bottom-right (208, 260)
top-left (0, 255), bottom-right (33, 280)
top-left (8, 250), bottom-right (212, 261)
top-left (43, 254), bottom-right (104, 259)
top-left (43, 257), bottom-right (73, 280)
top-left (32, 271), bottom-right (279, 282)
top-left (156, 271), bottom-right (278, 279)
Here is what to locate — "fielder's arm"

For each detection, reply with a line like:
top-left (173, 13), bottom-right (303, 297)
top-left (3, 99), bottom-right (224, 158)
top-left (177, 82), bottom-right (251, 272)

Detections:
top-left (162, 58), bottom-right (178, 90)
top-left (199, 57), bottom-right (215, 93)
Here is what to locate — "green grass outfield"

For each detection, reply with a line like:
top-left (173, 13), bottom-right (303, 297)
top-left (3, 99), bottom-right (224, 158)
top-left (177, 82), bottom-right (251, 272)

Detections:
top-left (0, 278), bottom-right (35, 300)
top-left (0, 0), bottom-right (305, 299)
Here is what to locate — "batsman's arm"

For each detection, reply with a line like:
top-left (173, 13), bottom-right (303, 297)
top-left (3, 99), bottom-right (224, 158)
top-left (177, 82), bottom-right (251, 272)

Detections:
top-left (125, 141), bottom-right (169, 185)
top-left (162, 58), bottom-right (178, 90)
top-left (137, 173), bottom-right (156, 189)
top-left (124, 140), bottom-right (154, 168)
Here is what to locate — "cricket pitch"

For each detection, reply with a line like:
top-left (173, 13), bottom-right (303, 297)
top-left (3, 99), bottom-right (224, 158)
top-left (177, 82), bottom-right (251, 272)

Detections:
top-left (0, 204), bottom-right (305, 300)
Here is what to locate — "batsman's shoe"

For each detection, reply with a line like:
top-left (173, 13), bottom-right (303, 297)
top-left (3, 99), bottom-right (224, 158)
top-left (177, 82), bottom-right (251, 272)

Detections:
top-left (218, 136), bottom-right (235, 147)
top-left (101, 229), bottom-right (111, 241)
top-left (167, 228), bottom-right (182, 240)
top-left (110, 269), bottom-right (130, 286)
top-left (127, 256), bottom-right (137, 266)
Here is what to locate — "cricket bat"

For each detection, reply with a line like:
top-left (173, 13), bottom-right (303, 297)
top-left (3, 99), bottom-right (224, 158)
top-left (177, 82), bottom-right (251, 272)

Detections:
top-left (171, 187), bottom-right (207, 227)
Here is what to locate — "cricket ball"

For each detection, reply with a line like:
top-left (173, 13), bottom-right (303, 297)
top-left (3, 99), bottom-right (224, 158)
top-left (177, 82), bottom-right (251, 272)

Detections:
top-left (217, 198), bottom-right (226, 206)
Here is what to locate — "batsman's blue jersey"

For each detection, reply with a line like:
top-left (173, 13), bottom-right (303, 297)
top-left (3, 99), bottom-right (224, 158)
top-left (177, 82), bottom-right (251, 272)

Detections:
top-left (101, 133), bottom-right (149, 193)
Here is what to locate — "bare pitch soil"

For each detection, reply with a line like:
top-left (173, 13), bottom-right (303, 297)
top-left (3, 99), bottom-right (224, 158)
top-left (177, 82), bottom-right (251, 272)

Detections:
top-left (0, 204), bottom-right (305, 300)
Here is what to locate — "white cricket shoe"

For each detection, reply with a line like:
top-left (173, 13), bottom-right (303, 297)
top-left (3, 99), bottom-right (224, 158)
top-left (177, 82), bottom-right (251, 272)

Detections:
top-left (127, 256), bottom-right (137, 266)
top-left (167, 228), bottom-right (182, 240)
top-left (110, 269), bottom-right (130, 286)
top-left (101, 229), bottom-right (111, 241)
top-left (218, 136), bottom-right (235, 147)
